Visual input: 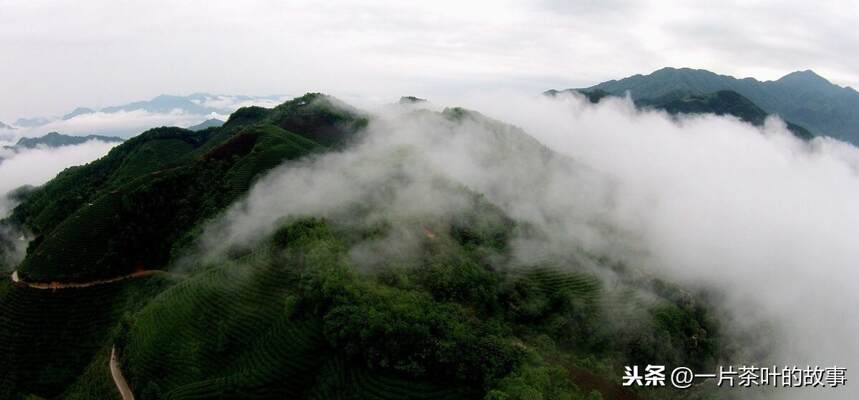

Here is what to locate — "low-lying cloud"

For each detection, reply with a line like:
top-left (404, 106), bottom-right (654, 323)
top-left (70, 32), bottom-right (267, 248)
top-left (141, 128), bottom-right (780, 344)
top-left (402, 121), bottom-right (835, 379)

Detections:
top-left (200, 93), bottom-right (857, 398)
top-left (191, 95), bottom-right (286, 111)
top-left (0, 139), bottom-right (117, 270)
top-left (7, 95), bottom-right (289, 138)
top-left (0, 140), bottom-right (118, 217)
top-left (9, 110), bottom-right (222, 138)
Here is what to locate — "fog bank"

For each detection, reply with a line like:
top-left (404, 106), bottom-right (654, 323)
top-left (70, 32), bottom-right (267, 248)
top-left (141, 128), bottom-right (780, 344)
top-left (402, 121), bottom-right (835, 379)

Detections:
top-left (0, 140), bottom-right (118, 217)
top-left (202, 93), bottom-right (856, 398)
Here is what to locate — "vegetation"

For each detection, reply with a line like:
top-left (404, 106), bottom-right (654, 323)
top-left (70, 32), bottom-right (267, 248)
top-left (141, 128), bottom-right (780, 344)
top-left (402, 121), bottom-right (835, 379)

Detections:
top-left (0, 93), bottom-right (736, 399)
top-left (11, 94), bottom-right (362, 282)
top-left (0, 273), bottom-right (174, 398)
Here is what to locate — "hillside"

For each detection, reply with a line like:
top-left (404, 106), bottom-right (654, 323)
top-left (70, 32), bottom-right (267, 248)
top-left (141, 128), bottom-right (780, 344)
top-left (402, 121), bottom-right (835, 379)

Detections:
top-left (0, 94), bottom-right (737, 400)
top-left (9, 93), bottom-right (364, 282)
top-left (556, 67), bottom-right (859, 144)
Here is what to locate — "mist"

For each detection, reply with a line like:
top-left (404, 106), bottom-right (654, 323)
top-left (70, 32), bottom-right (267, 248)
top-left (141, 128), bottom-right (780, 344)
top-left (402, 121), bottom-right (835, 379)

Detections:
top-left (6, 95), bottom-right (288, 138)
top-left (5, 110), bottom-right (225, 139)
top-left (198, 93), bottom-right (856, 398)
top-left (0, 140), bottom-right (118, 217)
top-left (465, 93), bottom-right (859, 393)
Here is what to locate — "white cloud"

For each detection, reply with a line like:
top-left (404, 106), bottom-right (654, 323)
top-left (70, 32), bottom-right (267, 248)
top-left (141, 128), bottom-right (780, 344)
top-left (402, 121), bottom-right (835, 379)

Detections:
top-left (5, 93), bottom-right (288, 138)
top-left (464, 93), bottom-right (859, 399)
top-left (196, 95), bottom-right (288, 111)
top-left (0, 140), bottom-right (118, 217)
top-left (13, 110), bottom-right (210, 137)
top-left (202, 93), bottom-right (858, 398)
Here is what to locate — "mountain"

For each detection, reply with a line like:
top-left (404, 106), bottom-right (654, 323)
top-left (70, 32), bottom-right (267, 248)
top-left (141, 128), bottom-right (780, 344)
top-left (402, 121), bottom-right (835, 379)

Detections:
top-left (0, 93), bottom-right (726, 400)
top-left (61, 107), bottom-right (95, 120)
top-left (560, 67), bottom-right (859, 144)
top-left (553, 88), bottom-right (814, 140)
top-left (11, 132), bottom-right (123, 149)
top-left (13, 117), bottom-right (51, 128)
top-left (0, 133), bottom-right (124, 164)
top-left (9, 93), bottom-right (366, 282)
top-left (0, 121), bottom-right (12, 130)
top-left (187, 118), bottom-right (225, 131)
top-left (101, 94), bottom-right (216, 114)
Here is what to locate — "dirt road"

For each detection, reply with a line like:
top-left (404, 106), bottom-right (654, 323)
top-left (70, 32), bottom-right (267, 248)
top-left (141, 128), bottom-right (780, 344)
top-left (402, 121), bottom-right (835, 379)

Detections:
top-left (110, 346), bottom-right (135, 400)
top-left (10, 269), bottom-right (164, 290)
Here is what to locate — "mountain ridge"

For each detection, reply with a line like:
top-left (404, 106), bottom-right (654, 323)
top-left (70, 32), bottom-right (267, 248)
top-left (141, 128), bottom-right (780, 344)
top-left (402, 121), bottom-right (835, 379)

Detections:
top-left (12, 132), bottom-right (124, 149)
top-left (556, 67), bottom-right (859, 144)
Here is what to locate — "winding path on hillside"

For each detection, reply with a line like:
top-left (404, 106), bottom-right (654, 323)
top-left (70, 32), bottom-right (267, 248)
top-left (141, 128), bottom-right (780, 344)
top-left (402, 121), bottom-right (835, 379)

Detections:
top-left (7, 269), bottom-right (170, 398)
top-left (110, 346), bottom-right (135, 400)
top-left (10, 269), bottom-right (165, 289)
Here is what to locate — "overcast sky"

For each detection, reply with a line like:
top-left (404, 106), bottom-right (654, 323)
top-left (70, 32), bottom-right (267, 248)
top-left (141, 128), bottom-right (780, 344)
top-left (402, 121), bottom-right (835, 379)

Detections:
top-left (1, 0), bottom-right (857, 121)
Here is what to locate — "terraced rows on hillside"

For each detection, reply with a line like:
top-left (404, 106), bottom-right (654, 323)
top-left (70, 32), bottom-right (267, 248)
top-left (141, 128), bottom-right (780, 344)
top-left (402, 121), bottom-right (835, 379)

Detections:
top-left (120, 259), bottom-right (474, 400)
top-left (306, 355), bottom-right (467, 400)
top-left (0, 274), bottom-right (173, 398)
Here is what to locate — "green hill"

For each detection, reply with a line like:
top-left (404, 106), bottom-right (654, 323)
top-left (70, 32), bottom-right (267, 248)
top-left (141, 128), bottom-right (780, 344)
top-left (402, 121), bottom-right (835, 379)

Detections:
top-left (0, 93), bottom-right (734, 400)
top-left (551, 67), bottom-right (859, 143)
top-left (12, 94), bottom-right (363, 282)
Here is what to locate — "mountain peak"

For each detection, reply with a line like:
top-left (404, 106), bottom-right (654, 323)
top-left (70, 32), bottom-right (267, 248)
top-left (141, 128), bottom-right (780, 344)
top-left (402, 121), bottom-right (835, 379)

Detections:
top-left (651, 66), bottom-right (716, 76)
top-left (777, 69), bottom-right (830, 85)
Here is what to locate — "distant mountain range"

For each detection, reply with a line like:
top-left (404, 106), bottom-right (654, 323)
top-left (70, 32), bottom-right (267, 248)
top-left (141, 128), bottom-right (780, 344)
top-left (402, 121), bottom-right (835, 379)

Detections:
top-left (549, 67), bottom-right (859, 144)
top-left (6, 93), bottom-right (285, 130)
top-left (0, 132), bottom-right (124, 163)
top-left (9, 132), bottom-right (123, 149)
top-left (62, 107), bottom-right (95, 120)
top-left (549, 87), bottom-right (814, 140)
top-left (1, 132), bottom-right (124, 164)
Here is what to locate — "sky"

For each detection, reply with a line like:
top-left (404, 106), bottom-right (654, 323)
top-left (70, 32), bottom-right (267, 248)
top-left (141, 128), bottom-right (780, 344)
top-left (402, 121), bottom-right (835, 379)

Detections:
top-left (1, 0), bottom-right (858, 121)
